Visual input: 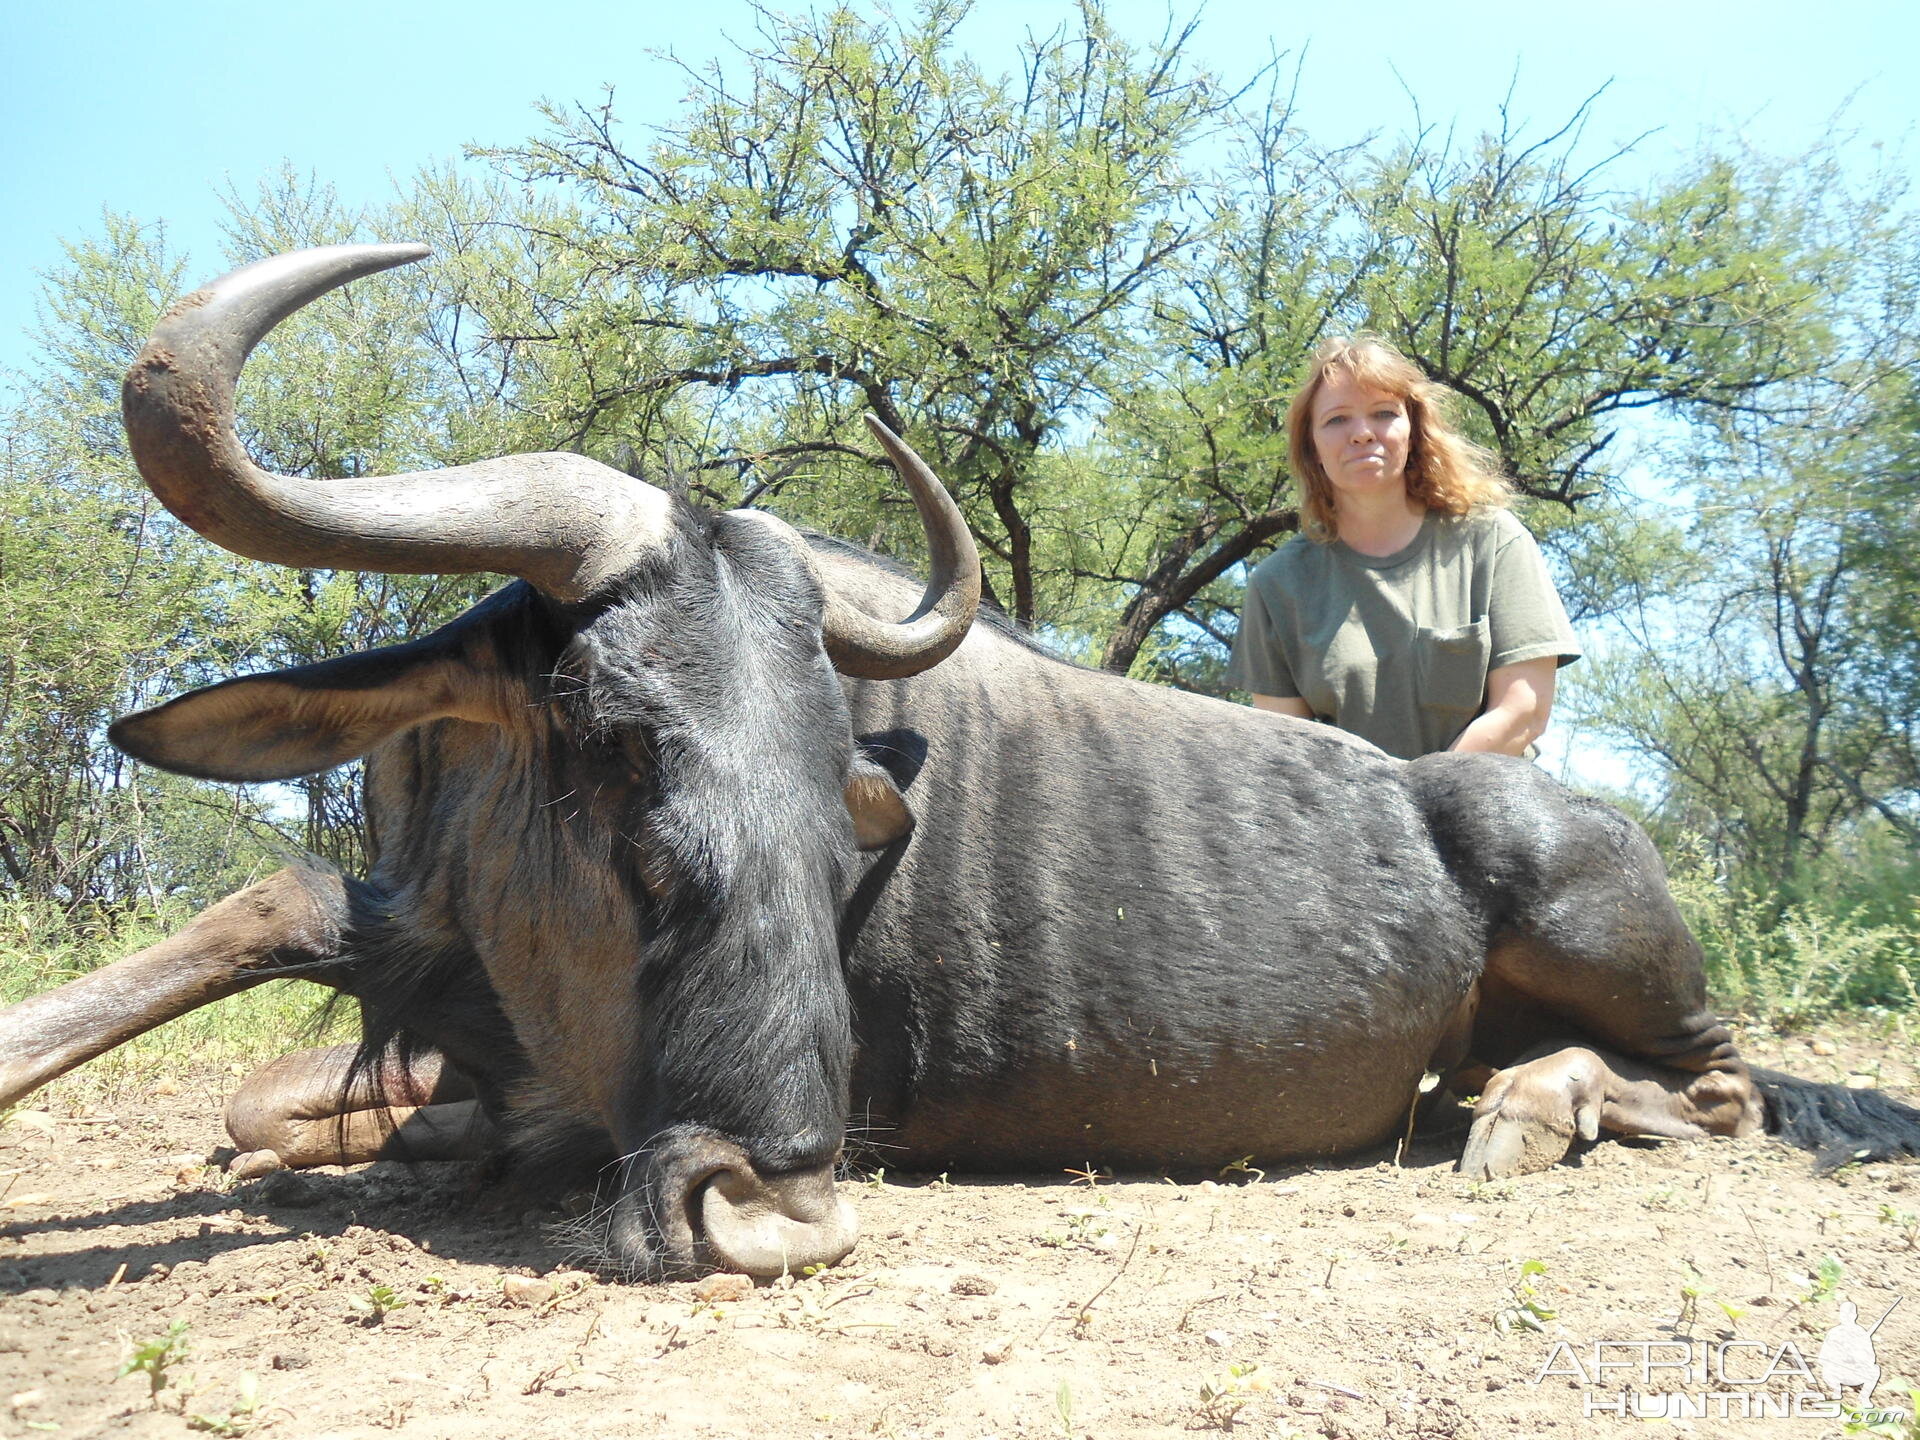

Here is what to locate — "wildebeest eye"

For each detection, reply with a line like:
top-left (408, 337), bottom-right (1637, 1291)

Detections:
top-left (617, 731), bottom-right (658, 780)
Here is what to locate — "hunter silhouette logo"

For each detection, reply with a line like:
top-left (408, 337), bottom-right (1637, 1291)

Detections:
top-left (1818, 1297), bottom-right (1900, 1405)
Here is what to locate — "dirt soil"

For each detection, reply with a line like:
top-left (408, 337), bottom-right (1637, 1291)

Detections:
top-left (2, 1023), bottom-right (1916, 1440)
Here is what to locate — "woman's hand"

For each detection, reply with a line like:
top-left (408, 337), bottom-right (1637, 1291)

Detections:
top-left (1449, 657), bottom-right (1557, 757)
top-left (1251, 694), bottom-right (1314, 720)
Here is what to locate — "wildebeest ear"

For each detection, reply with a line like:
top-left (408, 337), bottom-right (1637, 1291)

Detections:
top-left (845, 754), bottom-right (915, 850)
top-left (110, 621), bottom-right (512, 783)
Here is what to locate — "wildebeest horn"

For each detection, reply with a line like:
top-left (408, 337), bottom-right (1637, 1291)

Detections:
top-left (124, 247), bottom-right (981, 639)
top-left (817, 415), bottom-right (982, 679)
top-left (121, 244), bottom-right (675, 603)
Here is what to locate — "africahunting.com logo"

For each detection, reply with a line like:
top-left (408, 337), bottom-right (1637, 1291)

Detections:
top-left (1530, 1294), bottom-right (1909, 1423)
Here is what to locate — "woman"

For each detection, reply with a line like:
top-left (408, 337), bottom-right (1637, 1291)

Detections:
top-left (1226, 336), bottom-right (1579, 759)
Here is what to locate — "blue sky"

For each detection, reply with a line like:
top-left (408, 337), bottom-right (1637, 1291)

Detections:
top-left (5, 0), bottom-right (1914, 375)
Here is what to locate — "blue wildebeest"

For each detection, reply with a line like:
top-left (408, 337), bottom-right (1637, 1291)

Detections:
top-left (2, 247), bottom-right (1915, 1278)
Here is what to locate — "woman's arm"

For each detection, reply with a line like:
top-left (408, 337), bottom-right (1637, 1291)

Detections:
top-left (1448, 657), bottom-right (1557, 756)
top-left (1251, 694), bottom-right (1315, 720)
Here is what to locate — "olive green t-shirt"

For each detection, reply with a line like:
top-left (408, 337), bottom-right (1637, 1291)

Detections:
top-left (1225, 508), bottom-right (1581, 759)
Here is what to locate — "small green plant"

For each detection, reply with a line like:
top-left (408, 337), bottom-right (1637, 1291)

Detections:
top-left (1217, 1155), bottom-right (1265, 1184)
top-left (117, 1319), bottom-right (191, 1404)
top-left (365, 1282), bottom-right (408, 1320)
top-left (1878, 1204), bottom-right (1920, 1250)
top-left (1321, 1249), bottom-right (1345, 1288)
top-left (1668, 1260), bottom-right (1745, 1332)
top-left (862, 1167), bottom-right (888, 1190)
top-left (1196, 1363), bottom-right (1269, 1427)
top-left (1806, 1255), bottom-right (1846, 1305)
top-left (1038, 1208), bottom-right (1111, 1249)
top-left (1054, 1380), bottom-right (1075, 1439)
top-left (1676, 1261), bottom-right (1707, 1334)
top-left (186, 1371), bottom-right (262, 1435)
top-left (1494, 1259), bottom-right (1556, 1336)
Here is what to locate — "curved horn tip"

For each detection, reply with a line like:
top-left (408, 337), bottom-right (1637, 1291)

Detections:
top-left (195, 241), bottom-right (434, 304)
top-left (362, 241), bottom-right (432, 267)
top-left (862, 413), bottom-right (901, 445)
top-left (256, 240), bottom-right (433, 284)
top-left (357, 241), bottom-right (431, 273)
top-left (270, 240), bottom-right (432, 268)
top-left (148, 243), bottom-right (438, 344)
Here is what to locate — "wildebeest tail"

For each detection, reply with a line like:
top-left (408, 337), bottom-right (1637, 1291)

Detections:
top-left (1751, 1066), bottom-right (1920, 1173)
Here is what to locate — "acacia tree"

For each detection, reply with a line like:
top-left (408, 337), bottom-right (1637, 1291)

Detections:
top-left (1574, 167), bottom-right (1920, 893)
top-left (1077, 84), bottom-right (1350, 677)
top-left (1347, 104), bottom-right (1832, 507)
top-left (473, 8), bottom-right (1847, 674)
top-left (486, 0), bottom-right (1233, 627)
top-left (0, 217), bottom-right (272, 906)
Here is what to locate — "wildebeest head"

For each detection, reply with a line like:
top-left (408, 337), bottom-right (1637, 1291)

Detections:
top-left (107, 245), bottom-right (980, 1277)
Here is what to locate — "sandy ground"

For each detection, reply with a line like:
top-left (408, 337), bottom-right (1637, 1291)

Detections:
top-left (2, 1023), bottom-right (1916, 1440)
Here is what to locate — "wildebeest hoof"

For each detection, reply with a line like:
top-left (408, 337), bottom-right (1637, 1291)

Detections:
top-left (1459, 1047), bottom-right (1606, 1182)
top-left (228, 1148), bottom-right (287, 1180)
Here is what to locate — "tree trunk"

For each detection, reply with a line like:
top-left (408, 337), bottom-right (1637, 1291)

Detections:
top-left (1100, 509), bottom-right (1299, 675)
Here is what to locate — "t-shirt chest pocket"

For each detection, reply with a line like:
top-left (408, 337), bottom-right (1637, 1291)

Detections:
top-left (1415, 618), bottom-right (1491, 714)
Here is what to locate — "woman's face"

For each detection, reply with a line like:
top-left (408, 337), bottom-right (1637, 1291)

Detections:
top-left (1310, 372), bottom-right (1413, 505)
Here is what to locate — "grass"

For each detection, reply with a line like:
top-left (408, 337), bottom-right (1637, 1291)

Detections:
top-left (1663, 837), bottom-right (1920, 1031)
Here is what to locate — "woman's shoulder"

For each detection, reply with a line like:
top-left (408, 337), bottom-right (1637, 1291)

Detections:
top-left (1248, 533), bottom-right (1331, 590)
top-left (1435, 504), bottom-right (1537, 553)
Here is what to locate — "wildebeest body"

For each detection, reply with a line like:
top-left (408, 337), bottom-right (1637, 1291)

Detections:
top-left (336, 546), bottom-right (1482, 1180)
top-left (827, 550), bottom-right (1485, 1168)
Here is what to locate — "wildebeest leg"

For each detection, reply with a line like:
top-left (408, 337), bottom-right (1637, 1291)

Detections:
top-left (1407, 756), bottom-right (1762, 1179)
top-left (224, 1043), bottom-right (494, 1175)
top-left (0, 864), bottom-right (362, 1110)
top-left (1455, 897), bottom-right (1762, 1180)
top-left (1459, 1038), bottom-right (1761, 1181)
top-left (1458, 870), bottom-right (1764, 1182)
